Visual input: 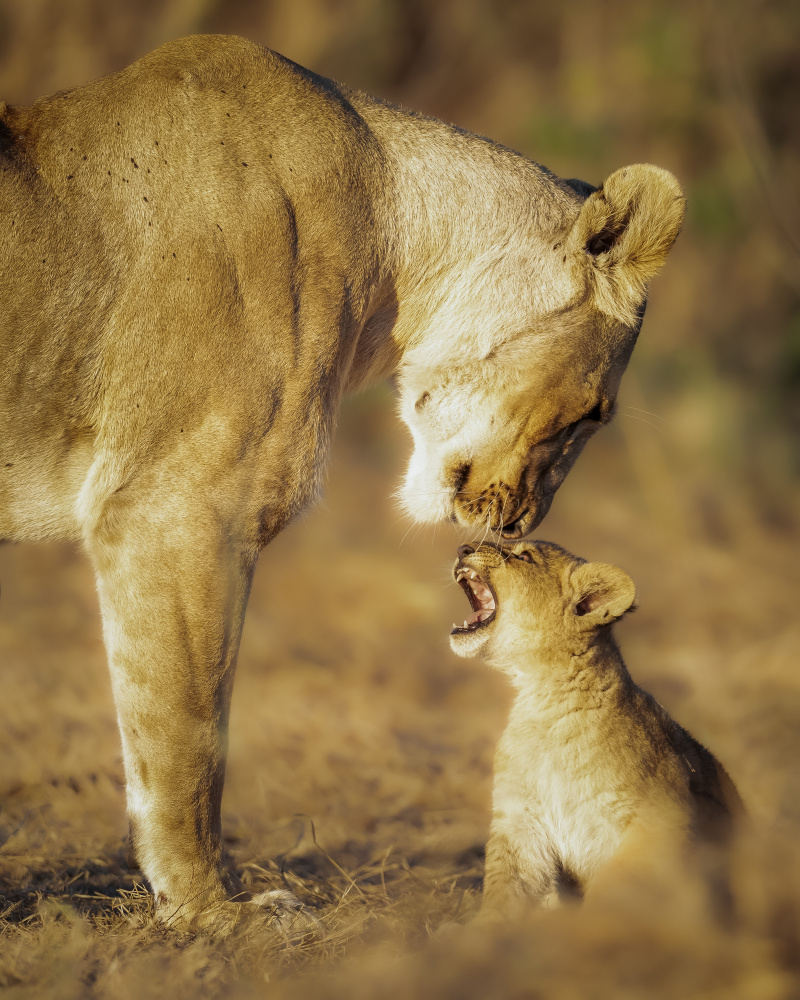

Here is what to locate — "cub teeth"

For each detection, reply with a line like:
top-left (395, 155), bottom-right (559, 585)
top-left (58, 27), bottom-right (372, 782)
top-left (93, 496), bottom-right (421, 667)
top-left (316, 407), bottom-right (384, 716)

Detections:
top-left (451, 619), bottom-right (474, 631)
top-left (456, 567), bottom-right (479, 581)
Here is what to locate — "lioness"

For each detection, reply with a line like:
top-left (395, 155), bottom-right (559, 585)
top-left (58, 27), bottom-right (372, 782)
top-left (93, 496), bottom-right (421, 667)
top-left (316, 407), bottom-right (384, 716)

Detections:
top-left (0, 35), bottom-right (685, 927)
top-left (450, 541), bottom-right (743, 916)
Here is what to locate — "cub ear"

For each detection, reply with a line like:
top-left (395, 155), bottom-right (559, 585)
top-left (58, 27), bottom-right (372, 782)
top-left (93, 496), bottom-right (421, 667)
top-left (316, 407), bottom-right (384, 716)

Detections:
top-left (569, 562), bottom-right (636, 626)
top-left (569, 164), bottom-right (685, 323)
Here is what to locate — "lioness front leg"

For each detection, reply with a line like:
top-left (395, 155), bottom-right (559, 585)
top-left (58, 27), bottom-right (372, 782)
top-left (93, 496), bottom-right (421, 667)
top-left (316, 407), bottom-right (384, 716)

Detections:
top-left (87, 497), bottom-right (259, 928)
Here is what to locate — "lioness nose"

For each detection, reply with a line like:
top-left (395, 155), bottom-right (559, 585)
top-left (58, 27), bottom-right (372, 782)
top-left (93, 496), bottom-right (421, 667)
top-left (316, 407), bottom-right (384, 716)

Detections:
top-left (458, 544), bottom-right (475, 557)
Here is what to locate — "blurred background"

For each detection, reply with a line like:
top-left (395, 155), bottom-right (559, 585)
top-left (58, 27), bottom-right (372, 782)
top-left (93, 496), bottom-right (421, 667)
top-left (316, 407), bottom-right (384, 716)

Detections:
top-left (0, 1), bottom-right (798, 997)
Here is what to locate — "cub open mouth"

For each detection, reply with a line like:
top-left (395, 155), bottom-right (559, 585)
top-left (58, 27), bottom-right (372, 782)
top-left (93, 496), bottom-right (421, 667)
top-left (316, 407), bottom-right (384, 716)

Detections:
top-left (452, 566), bottom-right (497, 635)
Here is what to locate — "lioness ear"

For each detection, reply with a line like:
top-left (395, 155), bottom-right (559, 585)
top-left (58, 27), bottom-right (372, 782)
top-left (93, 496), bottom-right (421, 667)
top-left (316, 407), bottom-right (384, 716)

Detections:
top-left (569, 562), bottom-right (636, 626)
top-left (570, 164), bottom-right (685, 323)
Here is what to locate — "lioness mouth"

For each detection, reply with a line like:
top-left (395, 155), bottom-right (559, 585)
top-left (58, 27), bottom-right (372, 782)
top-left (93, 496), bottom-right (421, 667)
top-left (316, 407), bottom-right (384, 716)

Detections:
top-left (452, 566), bottom-right (497, 634)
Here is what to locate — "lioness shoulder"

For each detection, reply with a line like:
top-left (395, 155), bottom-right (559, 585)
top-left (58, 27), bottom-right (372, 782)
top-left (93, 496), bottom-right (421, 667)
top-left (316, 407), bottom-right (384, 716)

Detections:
top-left (450, 540), bottom-right (743, 916)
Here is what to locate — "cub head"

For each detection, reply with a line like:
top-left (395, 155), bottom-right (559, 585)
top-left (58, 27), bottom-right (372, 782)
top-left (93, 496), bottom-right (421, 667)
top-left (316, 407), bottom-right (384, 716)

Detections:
top-left (398, 164), bottom-right (685, 537)
top-left (450, 541), bottom-right (636, 666)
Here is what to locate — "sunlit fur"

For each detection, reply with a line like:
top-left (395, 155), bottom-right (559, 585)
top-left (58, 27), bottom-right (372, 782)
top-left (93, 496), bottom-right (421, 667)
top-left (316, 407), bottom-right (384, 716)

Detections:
top-left (0, 35), bottom-right (683, 929)
top-left (450, 541), bottom-right (744, 917)
top-left (392, 161), bottom-right (686, 537)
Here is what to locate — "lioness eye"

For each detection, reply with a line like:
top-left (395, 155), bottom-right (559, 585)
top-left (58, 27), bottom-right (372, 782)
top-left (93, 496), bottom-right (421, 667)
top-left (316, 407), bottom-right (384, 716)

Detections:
top-left (583, 402), bottom-right (603, 422)
top-left (514, 550), bottom-right (534, 562)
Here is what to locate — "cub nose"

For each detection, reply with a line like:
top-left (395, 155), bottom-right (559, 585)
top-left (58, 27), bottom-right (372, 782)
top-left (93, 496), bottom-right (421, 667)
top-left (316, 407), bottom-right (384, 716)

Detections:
top-left (458, 544), bottom-right (475, 558)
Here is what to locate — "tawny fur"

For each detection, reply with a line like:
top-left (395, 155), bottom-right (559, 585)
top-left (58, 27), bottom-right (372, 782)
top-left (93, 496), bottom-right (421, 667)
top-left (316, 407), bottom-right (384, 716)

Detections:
top-left (1, 35), bottom-right (684, 928)
top-left (450, 541), bottom-right (743, 918)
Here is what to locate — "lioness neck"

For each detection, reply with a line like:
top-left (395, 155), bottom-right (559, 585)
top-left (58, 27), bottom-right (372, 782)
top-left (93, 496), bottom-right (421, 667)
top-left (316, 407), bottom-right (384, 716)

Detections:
top-left (349, 93), bottom-right (583, 358)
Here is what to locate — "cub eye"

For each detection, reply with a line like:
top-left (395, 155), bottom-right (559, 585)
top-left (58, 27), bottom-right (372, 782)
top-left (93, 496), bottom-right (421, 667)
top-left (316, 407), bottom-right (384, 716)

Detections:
top-left (513, 550), bottom-right (534, 562)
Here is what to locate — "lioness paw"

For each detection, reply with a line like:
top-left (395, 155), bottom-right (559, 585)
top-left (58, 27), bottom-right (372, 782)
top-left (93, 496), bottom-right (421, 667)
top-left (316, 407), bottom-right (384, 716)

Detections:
top-left (249, 888), bottom-right (322, 940)
top-left (186, 889), bottom-right (320, 940)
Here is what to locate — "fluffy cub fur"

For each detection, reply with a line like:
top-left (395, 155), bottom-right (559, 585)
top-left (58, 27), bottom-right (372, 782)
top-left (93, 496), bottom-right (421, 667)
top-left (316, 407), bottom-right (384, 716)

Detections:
top-left (450, 541), bottom-right (743, 916)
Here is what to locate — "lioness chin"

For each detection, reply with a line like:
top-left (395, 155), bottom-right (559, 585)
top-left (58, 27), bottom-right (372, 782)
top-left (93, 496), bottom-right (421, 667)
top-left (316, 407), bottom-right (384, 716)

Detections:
top-left (450, 541), bottom-right (743, 917)
top-left (1, 34), bottom-right (685, 928)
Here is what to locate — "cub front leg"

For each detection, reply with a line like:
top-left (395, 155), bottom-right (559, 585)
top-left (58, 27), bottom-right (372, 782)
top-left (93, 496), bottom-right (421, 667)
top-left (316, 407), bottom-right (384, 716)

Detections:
top-left (87, 497), bottom-right (258, 927)
top-left (479, 824), bottom-right (558, 922)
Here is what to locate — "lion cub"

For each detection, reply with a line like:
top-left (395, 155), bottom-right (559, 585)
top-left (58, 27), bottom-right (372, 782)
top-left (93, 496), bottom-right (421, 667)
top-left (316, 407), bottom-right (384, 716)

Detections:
top-left (450, 540), bottom-right (742, 916)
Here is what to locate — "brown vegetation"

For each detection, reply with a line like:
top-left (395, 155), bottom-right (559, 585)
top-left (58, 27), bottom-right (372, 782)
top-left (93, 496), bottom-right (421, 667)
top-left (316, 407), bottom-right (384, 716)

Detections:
top-left (1, 1), bottom-right (798, 996)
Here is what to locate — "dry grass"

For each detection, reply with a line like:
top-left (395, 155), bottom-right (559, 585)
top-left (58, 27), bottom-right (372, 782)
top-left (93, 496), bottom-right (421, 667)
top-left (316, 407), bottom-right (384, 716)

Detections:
top-left (1, 0), bottom-right (799, 995)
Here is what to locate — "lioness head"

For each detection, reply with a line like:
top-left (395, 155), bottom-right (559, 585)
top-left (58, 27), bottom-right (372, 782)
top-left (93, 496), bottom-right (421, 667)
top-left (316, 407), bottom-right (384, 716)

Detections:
top-left (449, 540), bottom-right (636, 665)
top-left (397, 164), bottom-right (685, 537)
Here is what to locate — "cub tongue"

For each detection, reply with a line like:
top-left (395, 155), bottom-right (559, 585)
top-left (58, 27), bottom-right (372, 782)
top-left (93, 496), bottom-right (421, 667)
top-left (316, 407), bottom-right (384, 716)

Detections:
top-left (467, 608), bottom-right (493, 625)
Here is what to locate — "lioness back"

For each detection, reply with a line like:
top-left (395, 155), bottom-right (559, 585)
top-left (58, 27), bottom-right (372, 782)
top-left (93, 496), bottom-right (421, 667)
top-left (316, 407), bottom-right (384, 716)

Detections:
top-left (450, 540), bottom-right (743, 915)
top-left (0, 35), bottom-right (384, 542)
